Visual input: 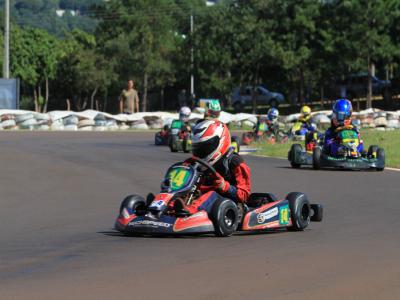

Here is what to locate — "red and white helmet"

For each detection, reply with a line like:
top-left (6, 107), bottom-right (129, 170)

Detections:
top-left (192, 120), bottom-right (231, 165)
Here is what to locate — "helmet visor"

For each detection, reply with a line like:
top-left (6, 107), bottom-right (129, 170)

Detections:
top-left (335, 111), bottom-right (351, 122)
top-left (192, 136), bottom-right (219, 159)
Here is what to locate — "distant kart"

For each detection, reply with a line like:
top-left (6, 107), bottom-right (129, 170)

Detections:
top-left (242, 123), bottom-right (288, 145)
top-left (115, 157), bottom-right (323, 237)
top-left (289, 127), bottom-right (385, 171)
top-left (288, 131), bottom-right (323, 167)
top-left (169, 120), bottom-right (192, 153)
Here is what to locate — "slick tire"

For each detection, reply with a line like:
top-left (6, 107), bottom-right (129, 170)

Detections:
top-left (119, 194), bottom-right (146, 216)
top-left (313, 147), bottom-right (321, 170)
top-left (376, 148), bottom-right (385, 171)
top-left (368, 145), bottom-right (379, 158)
top-left (289, 144), bottom-right (302, 168)
top-left (286, 192), bottom-right (311, 231)
top-left (310, 204), bottom-right (323, 222)
top-left (183, 138), bottom-right (191, 153)
top-left (170, 137), bottom-right (178, 152)
top-left (210, 198), bottom-right (239, 237)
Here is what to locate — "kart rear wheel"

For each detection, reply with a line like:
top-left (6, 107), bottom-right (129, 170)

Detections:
top-left (183, 138), bottom-right (191, 153)
top-left (376, 148), bottom-right (385, 171)
top-left (170, 136), bottom-right (178, 152)
top-left (286, 192), bottom-right (311, 231)
top-left (289, 144), bottom-right (302, 168)
top-left (119, 194), bottom-right (147, 216)
top-left (310, 204), bottom-right (323, 222)
top-left (368, 145), bottom-right (379, 158)
top-left (210, 198), bottom-right (239, 237)
top-left (313, 147), bottom-right (321, 170)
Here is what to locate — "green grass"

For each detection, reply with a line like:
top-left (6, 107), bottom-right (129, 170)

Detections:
top-left (253, 129), bottom-right (400, 168)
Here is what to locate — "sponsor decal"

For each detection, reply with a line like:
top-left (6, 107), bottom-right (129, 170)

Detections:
top-left (129, 220), bottom-right (172, 228)
top-left (149, 200), bottom-right (165, 209)
top-left (257, 207), bottom-right (278, 224)
top-left (279, 205), bottom-right (290, 225)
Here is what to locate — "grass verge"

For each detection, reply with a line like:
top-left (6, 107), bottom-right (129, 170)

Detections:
top-left (252, 129), bottom-right (400, 168)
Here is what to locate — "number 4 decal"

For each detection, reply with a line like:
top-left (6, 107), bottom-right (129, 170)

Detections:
top-left (279, 205), bottom-right (290, 225)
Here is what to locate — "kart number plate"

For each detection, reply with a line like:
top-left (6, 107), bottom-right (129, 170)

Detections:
top-left (279, 205), bottom-right (290, 225)
top-left (168, 167), bottom-right (191, 191)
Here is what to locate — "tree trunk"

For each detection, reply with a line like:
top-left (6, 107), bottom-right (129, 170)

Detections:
top-left (43, 77), bottom-right (49, 113)
top-left (90, 87), bottom-right (98, 110)
top-left (103, 90), bottom-right (108, 112)
top-left (34, 87), bottom-right (39, 112)
top-left (160, 88), bottom-right (164, 110)
top-left (142, 72), bottom-right (148, 112)
top-left (82, 97), bottom-right (88, 110)
top-left (367, 55), bottom-right (373, 109)
top-left (38, 84), bottom-right (42, 112)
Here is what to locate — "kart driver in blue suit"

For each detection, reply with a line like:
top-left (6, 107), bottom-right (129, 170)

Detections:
top-left (324, 98), bottom-right (364, 156)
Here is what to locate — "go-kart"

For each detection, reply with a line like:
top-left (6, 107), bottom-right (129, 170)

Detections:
top-left (169, 120), bottom-right (192, 153)
top-left (288, 131), bottom-right (323, 167)
top-left (242, 122), bottom-right (288, 145)
top-left (289, 127), bottom-right (385, 171)
top-left (115, 157), bottom-right (323, 237)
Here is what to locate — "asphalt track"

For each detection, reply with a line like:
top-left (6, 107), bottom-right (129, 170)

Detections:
top-left (1, 131), bottom-right (399, 300)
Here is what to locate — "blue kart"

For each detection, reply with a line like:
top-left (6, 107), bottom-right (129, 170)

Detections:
top-left (312, 128), bottom-right (385, 171)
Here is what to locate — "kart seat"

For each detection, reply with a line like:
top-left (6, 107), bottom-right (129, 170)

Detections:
top-left (247, 193), bottom-right (278, 208)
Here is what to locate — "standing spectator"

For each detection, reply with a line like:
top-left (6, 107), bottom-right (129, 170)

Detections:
top-left (119, 79), bottom-right (140, 114)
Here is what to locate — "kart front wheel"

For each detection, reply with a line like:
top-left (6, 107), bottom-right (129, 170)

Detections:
top-left (313, 147), bottom-right (321, 170)
top-left (170, 136), bottom-right (178, 152)
top-left (210, 198), bottom-right (239, 237)
top-left (286, 192), bottom-right (311, 231)
top-left (183, 138), bottom-right (192, 153)
top-left (376, 148), bottom-right (385, 171)
top-left (289, 144), bottom-right (302, 168)
top-left (119, 194), bottom-right (147, 216)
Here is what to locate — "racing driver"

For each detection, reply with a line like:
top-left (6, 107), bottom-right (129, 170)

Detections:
top-left (183, 119), bottom-right (251, 213)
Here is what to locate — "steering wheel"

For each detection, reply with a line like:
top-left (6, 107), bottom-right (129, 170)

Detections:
top-left (187, 156), bottom-right (218, 176)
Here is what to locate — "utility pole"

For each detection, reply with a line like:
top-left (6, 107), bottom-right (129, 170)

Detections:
top-left (190, 14), bottom-right (194, 101)
top-left (3, 0), bottom-right (10, 78)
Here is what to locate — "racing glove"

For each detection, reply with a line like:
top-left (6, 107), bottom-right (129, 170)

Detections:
top-left (213, 172), bottom-right (230, 193)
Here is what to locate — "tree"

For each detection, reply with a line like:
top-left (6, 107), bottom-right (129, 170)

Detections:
top-left (95, 0), bottom-right (180, 111)
top-left (10, 25), bottom-right (61, 112)
top-left (56, 29), bottom-right (112, 111)
top-left (328, 0), bottom-right (397, 108)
